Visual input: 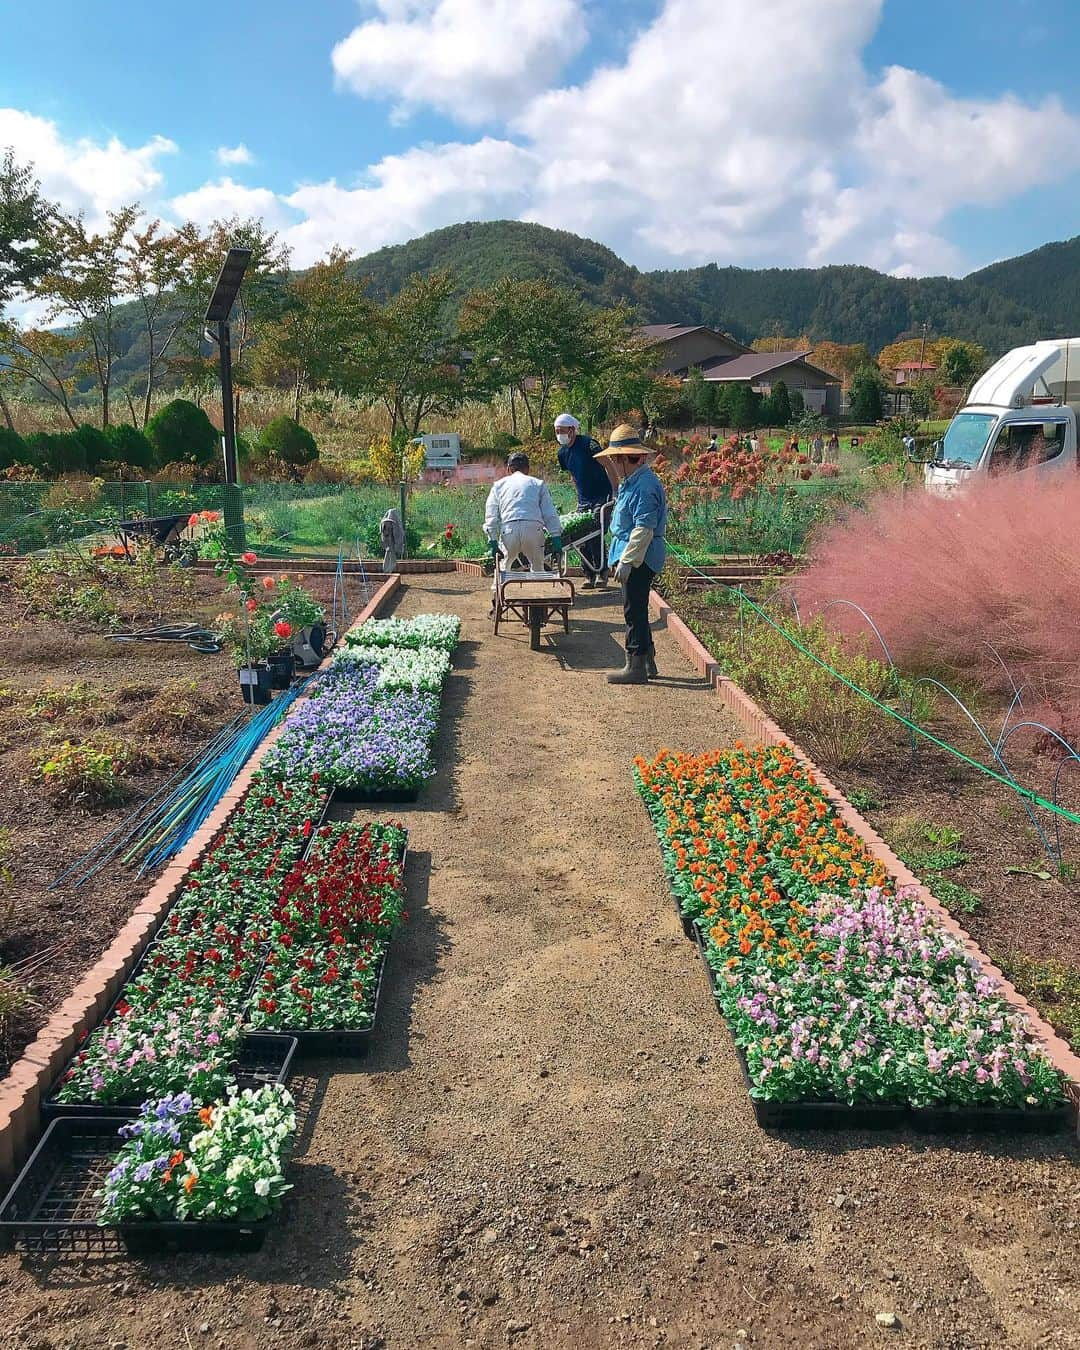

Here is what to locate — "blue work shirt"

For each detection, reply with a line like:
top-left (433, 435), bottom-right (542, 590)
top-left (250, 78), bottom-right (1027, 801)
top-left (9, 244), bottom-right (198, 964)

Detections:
top-left (608, 465), bottom-right (668, 572)
top-left (557, 434), bottom-right (612, 507)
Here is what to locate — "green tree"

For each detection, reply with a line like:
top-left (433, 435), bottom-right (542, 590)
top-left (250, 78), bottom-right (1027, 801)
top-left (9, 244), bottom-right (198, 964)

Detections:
top-left (908, 376), bottom-right (935, 419)
top-left (459, 276), bottom-right (595, 435)
top-left (73, 422), bottom-right (112, 470)
top-left (256, 416), bottom-right (318, 472)
top-left (565, 307), bottom-right (661, 430)
top-left (850, 365), bottom-right (885, 422)
top-left (762, 379), bottom-right (791, 425)
top-left (26, 430), bottom-right (86, 474)
top-left (348, 270), bottom-right (465, 437)
top-left (938, 340), bottom-right (987, 387)
top-left (0, 322), bottom-right (80, 428)
top-left (726, 382), bottom-right (761, 429)
top-left (254, 249), bottom-right (373, 423)
top-left (0, 149), bottom-right (59, 432)
top-left (146, 398), bottom-right (219, 469)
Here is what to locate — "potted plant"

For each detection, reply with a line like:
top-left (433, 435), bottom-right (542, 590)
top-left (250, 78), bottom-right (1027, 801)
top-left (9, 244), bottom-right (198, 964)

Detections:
top-left (268, 575), bottom-right (326, 669)
top-left (217, 608), bottom-right (279, 704)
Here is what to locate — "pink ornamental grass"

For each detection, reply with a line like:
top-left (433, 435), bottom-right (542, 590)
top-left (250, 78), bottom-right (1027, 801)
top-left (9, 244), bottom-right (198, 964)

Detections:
top-left (796, 473), bottom-right (1080, 733)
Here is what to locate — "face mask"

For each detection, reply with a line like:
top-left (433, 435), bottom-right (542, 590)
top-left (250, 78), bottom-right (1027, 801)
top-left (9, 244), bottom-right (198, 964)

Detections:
top-left (556, 432), bottom-right (572, 446)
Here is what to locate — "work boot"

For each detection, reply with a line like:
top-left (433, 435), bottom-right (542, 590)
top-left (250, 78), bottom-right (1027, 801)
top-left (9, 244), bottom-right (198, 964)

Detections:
top-left (582, 575), bottom-right (597, 590)
top-left (646, 652), bottom-right (658, 679)
top-left (607, 653), bottom-right (648, 685)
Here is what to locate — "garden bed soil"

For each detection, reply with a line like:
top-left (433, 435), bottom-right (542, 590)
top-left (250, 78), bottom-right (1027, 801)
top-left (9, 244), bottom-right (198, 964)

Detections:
top-left (0, 567), bottom-right (346, 1079)
top-left (0, 575), bottom-right (1076, 1350)
top-left (676, 590), bottom-right (1080, 1052)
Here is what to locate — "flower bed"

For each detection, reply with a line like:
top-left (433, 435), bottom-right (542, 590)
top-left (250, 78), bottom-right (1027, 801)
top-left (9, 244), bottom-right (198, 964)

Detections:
top-left (330, 643), bottom-right (451, 694)
top-left (635, 745), bottom-right (1067, 1119)
top-left (264, 663), bottom-right (439, 795)
top-left (343, 613), bottom-right (461, 653)
top-left (97, 1084), bottom-right (295, 1224)
top-left (248, 821), bottom-right (406, 1041)
top-left (51, 773), bottom-right (325, 1109)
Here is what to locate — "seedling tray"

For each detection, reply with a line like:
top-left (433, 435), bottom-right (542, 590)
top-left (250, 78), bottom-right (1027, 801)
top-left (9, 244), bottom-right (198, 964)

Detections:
top-left (42, 1026), bottom-right (297, 1122)
top-left (0, 1117), bottom-right (272, 1255)
top-left (909, 1102), bottom-right (1073, 1135)
top-left (330, 784), bottom-right (421, 805)
top-left (253, 948), bottom-right (387, 1058)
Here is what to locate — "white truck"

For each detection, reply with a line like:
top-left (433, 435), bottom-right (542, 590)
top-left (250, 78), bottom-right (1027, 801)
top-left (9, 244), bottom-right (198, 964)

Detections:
top-left (923, 338), bottom-right (1080, 495)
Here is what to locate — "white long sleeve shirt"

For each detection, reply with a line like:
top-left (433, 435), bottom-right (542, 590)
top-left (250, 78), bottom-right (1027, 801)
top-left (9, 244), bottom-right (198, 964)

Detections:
top-left (483, 472), bottom-right (562, 541)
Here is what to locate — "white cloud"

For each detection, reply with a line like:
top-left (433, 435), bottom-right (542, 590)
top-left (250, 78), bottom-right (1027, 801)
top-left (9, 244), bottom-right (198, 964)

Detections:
top-left (0, 107), bottom-right (176, 232)
top-left (216, 142), bottom-right (254, 166)
top-left (171, 177), bottom-right (298, 234)
top-left (331, 0), bottom-right (588, 124)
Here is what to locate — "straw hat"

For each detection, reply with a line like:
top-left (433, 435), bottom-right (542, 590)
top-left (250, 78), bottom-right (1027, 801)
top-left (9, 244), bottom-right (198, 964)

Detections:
top-left (594, 423), bottom-right (650, 461)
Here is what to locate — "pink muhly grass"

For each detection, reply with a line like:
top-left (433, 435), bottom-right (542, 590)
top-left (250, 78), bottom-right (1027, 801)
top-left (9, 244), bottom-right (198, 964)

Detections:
top-left (796, 474), bottom-right (1080, 733)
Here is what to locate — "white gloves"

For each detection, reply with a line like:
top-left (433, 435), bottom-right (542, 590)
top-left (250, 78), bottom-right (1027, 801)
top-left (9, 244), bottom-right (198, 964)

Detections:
top-left (615, 560), bottom-right (632, 584)
top-left (620, 525), bottom-right (653, 568)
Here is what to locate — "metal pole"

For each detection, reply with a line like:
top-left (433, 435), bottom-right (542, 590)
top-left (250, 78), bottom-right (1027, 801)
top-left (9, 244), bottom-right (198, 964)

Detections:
top-left (217, 320), bottom-right (245, 550)
top-left (399, 478), bottom-right (407, 557)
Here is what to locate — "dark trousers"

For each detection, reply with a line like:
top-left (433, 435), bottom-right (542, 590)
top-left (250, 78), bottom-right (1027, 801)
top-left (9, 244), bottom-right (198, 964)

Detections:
top-left (577, 502), bottom-right (610, 580)
top-left (622, 562), bottom-right (656, 656)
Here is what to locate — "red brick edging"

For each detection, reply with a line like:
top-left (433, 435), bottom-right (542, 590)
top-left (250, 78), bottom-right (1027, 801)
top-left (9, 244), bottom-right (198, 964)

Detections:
top-left (649, 590), bottom-right (1080, 1125)
top-left (0, 573), bottom-right (403, 1186)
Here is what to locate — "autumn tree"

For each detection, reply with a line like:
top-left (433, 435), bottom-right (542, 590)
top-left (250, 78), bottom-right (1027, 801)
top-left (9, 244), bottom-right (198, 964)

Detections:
top-left (809, 341), bottom-right (871, 387)
top-left (39, 206), bottom-right (138, 427)
top-left (0, 322), bottom-right (80, 428)
top-left (347, 270), bottom-right (465, 437)
top-left (254, 249), bottom-right (373, 423)
top-left (125, 216), bottom-right (208, 427)
top-left (751, 333), bottom-right (811, 353)
top-left (937, 339), bottom-right (987, 387)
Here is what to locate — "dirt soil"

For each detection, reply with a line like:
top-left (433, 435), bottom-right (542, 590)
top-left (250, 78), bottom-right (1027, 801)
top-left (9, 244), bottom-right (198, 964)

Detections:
top-left (2, 573), bottom-right (1079, 1350)
top-left (0, 566), bottom-right (358, 1075)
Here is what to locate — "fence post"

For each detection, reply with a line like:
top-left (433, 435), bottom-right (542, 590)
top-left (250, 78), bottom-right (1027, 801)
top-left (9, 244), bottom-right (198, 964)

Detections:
top-left (144, 482), bottom-right (152, 517)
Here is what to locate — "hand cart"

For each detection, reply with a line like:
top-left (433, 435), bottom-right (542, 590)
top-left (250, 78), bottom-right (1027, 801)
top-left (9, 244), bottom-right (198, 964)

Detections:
top-left (493, 564), bottom-right (576, 651)
top-left (110, 515), bottom-right (193, 564)
top-left (548, 499), bottom-right (613, 578)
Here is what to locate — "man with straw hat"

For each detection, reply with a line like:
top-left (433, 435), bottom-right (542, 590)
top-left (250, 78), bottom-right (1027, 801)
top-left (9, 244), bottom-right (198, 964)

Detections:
top-left (594, 423), bottom-right (668, 684)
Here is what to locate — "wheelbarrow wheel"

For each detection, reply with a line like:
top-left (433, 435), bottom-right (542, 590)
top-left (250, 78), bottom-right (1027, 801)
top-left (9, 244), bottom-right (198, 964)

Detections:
top-left (529, 607), bottom-right (542, 651)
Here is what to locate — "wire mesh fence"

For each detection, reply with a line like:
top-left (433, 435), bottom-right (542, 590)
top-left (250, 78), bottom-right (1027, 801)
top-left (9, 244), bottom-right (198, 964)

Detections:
top-left (0, 475), bottom-right (868, 560)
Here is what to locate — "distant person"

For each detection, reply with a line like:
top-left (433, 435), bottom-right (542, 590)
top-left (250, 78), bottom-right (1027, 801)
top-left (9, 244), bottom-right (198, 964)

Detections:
top-left (827, 431), bottom-right (840, 458)
top-left (811, 432), bottom-right (825, 463)
top-left (554, 412), bottom-right (614, 589)
top-left (706, 433), bottom-right (718, 451)
top-left (379, 508), bottom-right (405, 574)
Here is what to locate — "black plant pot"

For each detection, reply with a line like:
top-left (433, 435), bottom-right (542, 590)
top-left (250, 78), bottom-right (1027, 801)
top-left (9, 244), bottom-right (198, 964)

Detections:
top-left (267, 650), bottom-right (295, 690)
top-left (307, 623), bottom-right (327, 661)
top-left (239, 664), bottom-right (273, 705)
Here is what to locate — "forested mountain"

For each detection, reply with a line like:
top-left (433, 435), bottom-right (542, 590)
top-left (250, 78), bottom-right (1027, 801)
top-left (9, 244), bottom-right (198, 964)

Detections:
top-left (30, 222), bottom-right (1080, 405)
top-left (348, 221), bottom-right (1078, 354)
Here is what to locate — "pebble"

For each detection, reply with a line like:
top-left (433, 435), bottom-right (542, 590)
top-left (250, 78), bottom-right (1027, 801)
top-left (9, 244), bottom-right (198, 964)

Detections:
top-left (875, 1312), bottom-right (900, 1329)
top-left (481, 1229), bottom-right (499, 1245)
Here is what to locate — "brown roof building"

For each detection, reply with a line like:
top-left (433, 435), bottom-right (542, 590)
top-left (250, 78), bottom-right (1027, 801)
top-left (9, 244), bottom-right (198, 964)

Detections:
top-left (639, 327), bottom-right (841, 416)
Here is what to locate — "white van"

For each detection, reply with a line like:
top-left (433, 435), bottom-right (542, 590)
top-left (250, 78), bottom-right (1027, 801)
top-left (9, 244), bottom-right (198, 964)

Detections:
top-left (412, 433), bottom-right (461, 471)
top-left (924, 339), bottom-right (1080, 495)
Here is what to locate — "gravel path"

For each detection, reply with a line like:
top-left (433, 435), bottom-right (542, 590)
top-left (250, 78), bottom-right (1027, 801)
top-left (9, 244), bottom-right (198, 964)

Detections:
top-left (4, 575), bottom-right (1079, 1350)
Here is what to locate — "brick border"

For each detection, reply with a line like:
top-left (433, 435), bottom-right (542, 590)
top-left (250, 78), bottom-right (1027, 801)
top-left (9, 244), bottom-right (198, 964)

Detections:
top-left (649, 589), bottom-right (1080, 1125)
top-left (0, 572), bottom-right (403, 1186)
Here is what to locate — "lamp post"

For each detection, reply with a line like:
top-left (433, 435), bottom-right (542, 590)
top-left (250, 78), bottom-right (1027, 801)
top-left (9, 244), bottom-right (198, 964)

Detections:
top-left (204, 247), bottom-right (252, 550)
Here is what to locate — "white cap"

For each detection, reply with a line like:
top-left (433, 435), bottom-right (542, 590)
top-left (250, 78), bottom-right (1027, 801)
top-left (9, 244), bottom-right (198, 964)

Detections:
top-left (554, 413), bottom-right (579, 430)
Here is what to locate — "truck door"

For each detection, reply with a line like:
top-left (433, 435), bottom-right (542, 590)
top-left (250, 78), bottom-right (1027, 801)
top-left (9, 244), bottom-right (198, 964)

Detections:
top-left (985, 419), bottom-right (1069, 480)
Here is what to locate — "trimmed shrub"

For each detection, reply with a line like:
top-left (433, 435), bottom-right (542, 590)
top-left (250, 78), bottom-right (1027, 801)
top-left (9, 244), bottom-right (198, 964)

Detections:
top-left (146, 399), bottom-right (219, 467)
top-left (25, 431), bottom-right (87, 474)
top-left (0, 427), bottom-right (28, 470)
top-left (796, 474), bottom-right (1080, 733)
top-left (74, 423), bottom-right (112, 470)
top-left (103, 423), bottom-right (155, 470)
top-left (257, 416), bottom-right (318, 470)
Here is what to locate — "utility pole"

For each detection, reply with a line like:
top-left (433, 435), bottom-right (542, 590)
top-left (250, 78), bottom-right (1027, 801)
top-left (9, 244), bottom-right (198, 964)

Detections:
top-left (917, 319), bottom-right (929, 374)
top-left (204, 248), bottom-right (252, 551)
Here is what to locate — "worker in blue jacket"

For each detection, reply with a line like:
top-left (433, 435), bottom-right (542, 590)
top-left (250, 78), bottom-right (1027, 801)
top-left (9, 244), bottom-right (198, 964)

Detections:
top-left (554, 412), bottom-right (614, 587)
top-left (593, 423), bottom-right (667, 685)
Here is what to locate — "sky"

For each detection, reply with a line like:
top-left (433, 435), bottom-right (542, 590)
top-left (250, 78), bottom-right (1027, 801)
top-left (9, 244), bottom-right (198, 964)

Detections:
top-left (2, 0), bottom-right (1079, 279)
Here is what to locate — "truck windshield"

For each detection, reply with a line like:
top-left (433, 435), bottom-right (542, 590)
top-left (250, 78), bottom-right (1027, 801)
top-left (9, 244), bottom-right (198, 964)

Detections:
top-left (939, 412), bottom-right (996, 466)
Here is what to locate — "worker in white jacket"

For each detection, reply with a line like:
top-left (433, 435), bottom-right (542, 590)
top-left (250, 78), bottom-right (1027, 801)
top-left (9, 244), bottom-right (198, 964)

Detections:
top-left (484, 452), bottom-right (563, 586)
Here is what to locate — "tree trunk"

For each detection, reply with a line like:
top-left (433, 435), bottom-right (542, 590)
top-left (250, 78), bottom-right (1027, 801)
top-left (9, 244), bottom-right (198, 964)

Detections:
top-left (509, 385), bottom-right (518, 437)
top-left (0, 388), bottom-right (14, 432)
top-left (293, 372), bottom-right (301, 425)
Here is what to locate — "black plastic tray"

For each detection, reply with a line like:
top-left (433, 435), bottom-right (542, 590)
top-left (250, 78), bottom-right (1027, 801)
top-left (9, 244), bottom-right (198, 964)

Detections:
top-left (253, 947), bottom-right (386, 1058)
top-left (733, 1044), bottom-right (909, 1131)
top-left (0, 1117), bottom-right (273, 1255)
top-left (330, 784), bottom-right (421, 805)
top-left (694, 924), bottom-right (725, 1013)
top-left (42, 1033), bottom-right (298, 1122)
top-left (909, 1102), bottom-right (1073, 1135)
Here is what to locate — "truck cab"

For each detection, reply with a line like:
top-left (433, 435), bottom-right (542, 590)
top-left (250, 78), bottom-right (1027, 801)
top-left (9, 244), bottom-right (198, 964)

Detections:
top-left (924, 339), bottom-right (1080, 495)
top-left (412, 433), bottom-right (461, 471)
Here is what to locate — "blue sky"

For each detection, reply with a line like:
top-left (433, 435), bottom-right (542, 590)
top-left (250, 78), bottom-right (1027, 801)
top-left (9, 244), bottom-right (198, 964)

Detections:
top-left (2, 0), bottom-right (1078, 277)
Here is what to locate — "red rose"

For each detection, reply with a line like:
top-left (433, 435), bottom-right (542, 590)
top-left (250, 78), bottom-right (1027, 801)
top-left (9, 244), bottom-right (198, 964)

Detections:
top-left (241, 551), bottom-right (257, 564)
top-left (274, 620), bottom-right (292, 639)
